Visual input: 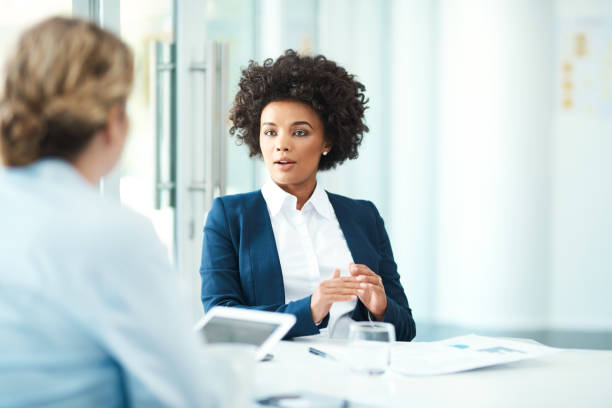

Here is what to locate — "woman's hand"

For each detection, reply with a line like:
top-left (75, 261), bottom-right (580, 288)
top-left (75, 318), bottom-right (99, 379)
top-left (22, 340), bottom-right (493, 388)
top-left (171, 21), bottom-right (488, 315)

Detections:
top-left (310, 269), bottom-right (360, 324)
top-left (350, 263), bottom-right (387, 321)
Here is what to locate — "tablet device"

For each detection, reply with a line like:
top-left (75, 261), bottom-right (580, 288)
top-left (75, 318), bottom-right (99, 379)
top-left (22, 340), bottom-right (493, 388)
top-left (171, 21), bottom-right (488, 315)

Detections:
top-left (194, 306), bottom-right (296, 361)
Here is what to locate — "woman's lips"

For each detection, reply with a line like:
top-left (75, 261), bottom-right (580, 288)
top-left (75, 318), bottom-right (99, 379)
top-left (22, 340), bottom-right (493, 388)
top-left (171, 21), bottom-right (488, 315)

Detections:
top-left (274, 159), bottom-right (296, 171)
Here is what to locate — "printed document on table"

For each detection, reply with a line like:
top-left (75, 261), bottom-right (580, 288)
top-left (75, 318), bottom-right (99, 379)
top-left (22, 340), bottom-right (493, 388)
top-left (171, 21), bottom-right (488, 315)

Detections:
top-left (390, 334), bottom-right (561, 376)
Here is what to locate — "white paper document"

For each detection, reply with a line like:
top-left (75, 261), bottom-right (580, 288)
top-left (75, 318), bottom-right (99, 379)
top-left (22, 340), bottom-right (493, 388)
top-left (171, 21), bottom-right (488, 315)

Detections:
top-left (389, 334), bottom-right (561, 376)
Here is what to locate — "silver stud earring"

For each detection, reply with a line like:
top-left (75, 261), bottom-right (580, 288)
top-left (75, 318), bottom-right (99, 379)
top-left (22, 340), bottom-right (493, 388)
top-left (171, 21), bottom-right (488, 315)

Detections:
top-left (322, 151), bottom-right (328, 156)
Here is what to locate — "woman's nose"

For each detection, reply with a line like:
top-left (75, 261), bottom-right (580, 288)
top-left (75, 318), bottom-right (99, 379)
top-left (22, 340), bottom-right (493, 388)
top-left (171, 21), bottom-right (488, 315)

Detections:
top-left (275, 134), bottom-right (290, 151)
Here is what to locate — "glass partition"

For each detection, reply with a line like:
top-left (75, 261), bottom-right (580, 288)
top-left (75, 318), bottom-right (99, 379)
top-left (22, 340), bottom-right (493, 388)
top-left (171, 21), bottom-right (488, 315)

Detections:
top-left (119, 0), bottom-right (175, 259)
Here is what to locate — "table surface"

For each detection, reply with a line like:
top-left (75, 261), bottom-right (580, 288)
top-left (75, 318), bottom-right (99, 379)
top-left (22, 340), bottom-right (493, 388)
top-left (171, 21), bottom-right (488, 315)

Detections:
top-left (254, 338), bottom-right (612, 407)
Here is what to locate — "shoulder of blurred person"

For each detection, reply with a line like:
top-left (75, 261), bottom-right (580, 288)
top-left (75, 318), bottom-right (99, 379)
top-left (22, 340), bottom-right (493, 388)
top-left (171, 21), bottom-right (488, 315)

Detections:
top-left (0, 157), bottom-right (167, 283)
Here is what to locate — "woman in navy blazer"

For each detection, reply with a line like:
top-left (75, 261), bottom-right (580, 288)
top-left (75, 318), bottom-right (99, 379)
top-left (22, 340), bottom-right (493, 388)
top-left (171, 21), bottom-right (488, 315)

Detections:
top-left (200, 50), bottom-right (416, 341)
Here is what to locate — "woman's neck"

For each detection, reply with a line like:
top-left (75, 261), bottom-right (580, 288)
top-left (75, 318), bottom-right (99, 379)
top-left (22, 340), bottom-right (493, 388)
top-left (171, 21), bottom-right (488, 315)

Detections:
top-left (276, 179), bottom-right (317, 210)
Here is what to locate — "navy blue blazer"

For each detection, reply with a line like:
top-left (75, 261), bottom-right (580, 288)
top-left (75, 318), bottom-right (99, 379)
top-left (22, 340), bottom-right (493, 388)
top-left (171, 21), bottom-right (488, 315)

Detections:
top-left (199, 190), bottom-right (416, 341)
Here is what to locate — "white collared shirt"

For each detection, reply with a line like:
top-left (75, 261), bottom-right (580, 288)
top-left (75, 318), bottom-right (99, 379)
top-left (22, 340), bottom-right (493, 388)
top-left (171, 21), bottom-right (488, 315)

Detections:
top-left (261, 179), bottom-right (356, 337)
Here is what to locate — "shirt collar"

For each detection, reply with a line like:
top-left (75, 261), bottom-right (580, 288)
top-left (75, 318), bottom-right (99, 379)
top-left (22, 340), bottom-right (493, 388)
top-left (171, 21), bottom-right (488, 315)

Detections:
top-left (261, 179), bottom-right (296, 217)
top-left (261, 179), bottom-right (333, 220)
top-left (307, 181), bottom-right (334, 220)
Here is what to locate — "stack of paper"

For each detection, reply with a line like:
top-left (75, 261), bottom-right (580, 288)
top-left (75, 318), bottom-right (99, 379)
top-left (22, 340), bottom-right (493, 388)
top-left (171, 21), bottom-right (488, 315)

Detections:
top-left (390, 334), bottom-right (560, 376)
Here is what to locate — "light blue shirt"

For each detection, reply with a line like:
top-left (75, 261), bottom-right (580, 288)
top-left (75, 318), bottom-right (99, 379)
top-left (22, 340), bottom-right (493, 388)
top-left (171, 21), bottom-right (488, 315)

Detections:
top-left (0, 159), bottom-right (220, 407)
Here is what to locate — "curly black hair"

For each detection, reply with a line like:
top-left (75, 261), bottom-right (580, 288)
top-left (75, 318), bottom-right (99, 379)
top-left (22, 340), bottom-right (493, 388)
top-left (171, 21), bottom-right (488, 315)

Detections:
top-left (229, 49), bottom-right (369, 171)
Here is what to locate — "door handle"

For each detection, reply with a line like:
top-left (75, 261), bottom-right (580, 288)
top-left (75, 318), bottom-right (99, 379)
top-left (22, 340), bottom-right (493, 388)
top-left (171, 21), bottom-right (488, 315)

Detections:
top-left (153, 41), bottom-right (177, 209)
top-left (188, 41), bottom-right (229, 212)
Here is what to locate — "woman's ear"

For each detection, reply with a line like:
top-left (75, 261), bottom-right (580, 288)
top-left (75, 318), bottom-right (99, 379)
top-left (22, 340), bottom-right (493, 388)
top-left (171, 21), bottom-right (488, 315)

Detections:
top-left (323, 140), bottom-right (332, 154)
top-left (103, 104), bottom-right (128, 146)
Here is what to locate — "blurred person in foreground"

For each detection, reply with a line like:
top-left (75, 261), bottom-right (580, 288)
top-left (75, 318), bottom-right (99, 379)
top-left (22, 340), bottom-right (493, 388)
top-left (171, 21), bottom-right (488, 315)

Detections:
top-left (0, 17), bottom-right (224, 407)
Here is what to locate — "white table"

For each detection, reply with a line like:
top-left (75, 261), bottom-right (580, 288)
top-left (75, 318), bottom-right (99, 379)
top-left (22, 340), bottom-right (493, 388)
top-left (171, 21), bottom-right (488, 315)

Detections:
top-left (254, 338), bottom-right (612, 407)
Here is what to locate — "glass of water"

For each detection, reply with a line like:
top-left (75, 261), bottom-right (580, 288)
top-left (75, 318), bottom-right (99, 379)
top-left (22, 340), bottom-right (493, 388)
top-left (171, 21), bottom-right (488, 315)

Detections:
top-left (347, 321), bottom-right (396, 375)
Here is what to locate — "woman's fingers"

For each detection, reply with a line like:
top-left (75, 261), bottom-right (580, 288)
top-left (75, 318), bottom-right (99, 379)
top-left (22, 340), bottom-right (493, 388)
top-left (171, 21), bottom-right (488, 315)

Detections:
top-left (345, 265), bottom-right (388, 318)
top-left (317, 268), bottom-right (384, 307)
top-left (323, 280), bottom-right (360, 290)
top-left (324, 286), bottom-right (360, 295)
top-left (349, 263), bottom-right (377, 277)
top-left (348, 263), bottom-right (384, 287)
top-left (356, 275), bottom-right (383, 286)
top-left (322, 283), bottom-right (360, 296)
top-left (357, 283), bottom-right (385, 293)
top-left (330, 294), bottom-right (358, 302)
top-left (321, 281), bottom-right (360, 301)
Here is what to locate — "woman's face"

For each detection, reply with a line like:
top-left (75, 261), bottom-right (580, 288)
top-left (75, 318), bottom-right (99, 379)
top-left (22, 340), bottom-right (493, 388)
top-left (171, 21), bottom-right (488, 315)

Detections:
top-left (259, 100), bottom-right (330, 191)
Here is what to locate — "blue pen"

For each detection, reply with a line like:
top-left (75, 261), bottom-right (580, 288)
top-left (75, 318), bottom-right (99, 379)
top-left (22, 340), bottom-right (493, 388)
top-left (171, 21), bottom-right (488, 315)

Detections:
top-left (308, 347), bottom-right (337, 361)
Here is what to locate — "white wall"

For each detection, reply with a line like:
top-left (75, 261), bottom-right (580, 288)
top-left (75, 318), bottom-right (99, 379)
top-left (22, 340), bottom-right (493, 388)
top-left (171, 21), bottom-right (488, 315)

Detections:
top-left (388, 0), bottom-right (437, 323)
top-left (434, 0), bottom-right (554, 329)
top-left (317, 0), bottom-right (390, 218)
top-left (550, 0), bottom-right (612, 330)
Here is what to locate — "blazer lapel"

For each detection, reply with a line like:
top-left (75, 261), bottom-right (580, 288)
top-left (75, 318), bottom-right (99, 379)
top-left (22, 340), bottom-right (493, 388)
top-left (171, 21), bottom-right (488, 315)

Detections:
top-left (245, 192), bottom-right (286, 304)
top-left (327, 192), bottom-right (378, 272)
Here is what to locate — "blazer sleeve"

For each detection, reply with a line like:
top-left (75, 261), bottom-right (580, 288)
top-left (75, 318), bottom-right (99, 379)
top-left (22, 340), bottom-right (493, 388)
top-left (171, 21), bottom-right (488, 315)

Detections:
top-left (199, 197), bottom-right (323, 338)
top-left (352, 202), bottom-right (416, 341)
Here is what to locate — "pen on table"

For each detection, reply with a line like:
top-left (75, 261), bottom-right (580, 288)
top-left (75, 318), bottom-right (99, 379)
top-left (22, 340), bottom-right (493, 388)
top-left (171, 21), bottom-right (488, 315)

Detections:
top-left (308, 347), bottom-right (337, 361)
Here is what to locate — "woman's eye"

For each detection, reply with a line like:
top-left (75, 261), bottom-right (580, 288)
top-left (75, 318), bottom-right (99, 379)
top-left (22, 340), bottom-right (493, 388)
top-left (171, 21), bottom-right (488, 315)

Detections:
top-left (263, 129), bottom-right (276, 136)
top-left (294, 129), bottom-right (307, 136)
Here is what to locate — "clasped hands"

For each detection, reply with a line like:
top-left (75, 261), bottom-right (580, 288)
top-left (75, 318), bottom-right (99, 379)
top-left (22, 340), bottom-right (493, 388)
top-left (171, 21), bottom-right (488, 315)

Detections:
top-left (310, 262), bottom-right (387, 324)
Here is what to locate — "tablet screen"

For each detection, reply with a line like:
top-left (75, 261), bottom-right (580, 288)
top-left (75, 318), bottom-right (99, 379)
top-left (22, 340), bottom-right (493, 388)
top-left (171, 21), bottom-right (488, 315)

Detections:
top-left (200, 317), bottom-right (281, 346)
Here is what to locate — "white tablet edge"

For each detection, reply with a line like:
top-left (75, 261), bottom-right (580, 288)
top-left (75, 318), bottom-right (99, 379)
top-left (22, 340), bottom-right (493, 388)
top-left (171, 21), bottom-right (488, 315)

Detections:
top-left (193, 306), bottom-right (296, 360)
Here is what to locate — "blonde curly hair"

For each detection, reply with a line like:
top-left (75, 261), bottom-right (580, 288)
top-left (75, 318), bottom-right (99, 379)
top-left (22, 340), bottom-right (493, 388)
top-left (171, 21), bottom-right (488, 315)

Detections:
top-left (0, 17), bottom-right (133, 166)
